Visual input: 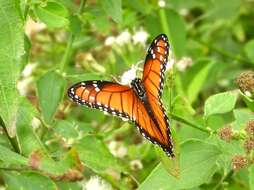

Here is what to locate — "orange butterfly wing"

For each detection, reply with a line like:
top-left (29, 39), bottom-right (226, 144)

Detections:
top-left (68, 80), bottom-right (134, 120)
top-left (141, 34), bottom-right (174, 156)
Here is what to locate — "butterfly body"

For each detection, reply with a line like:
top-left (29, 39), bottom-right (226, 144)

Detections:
top-left (68, 34), bottom-right (174, 157)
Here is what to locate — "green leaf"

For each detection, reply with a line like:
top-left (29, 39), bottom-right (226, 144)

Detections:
top-left (138, 139), bottom-right (221, 190)
top-left (155, 127), bottom-right (180, 178)
top-left (160, 8), bottom-right (186, 58)
top-left (100, 0), bottom-right (122, 23)
top-left (2, 171), bottom-right (57, 190)
top-left (54, 120), bottom-right (80, 140)
top-left (74, 135), bottom-right (120, 173)
top-left (0, 0), bottom-right (24, 136)
top-left (204, 91), bottom-right (238, 118)
top-left (69, 15), bottom-right (82, 35)
top-left (244, 40), bottom-right (254, 63)
top-left (34, 1), bottom-right (69, 28)
top-left (249, 165), bottom-right (254, 190)
top-left (0, 144), bottom-right (28, 166)
top-left (232, 109), bottom-right (254, 130)
top-left (37, 71), bottom-right (66, 124)
top-left (172, 95), bottom-right (196, 118)
top-left (16, 98), bottom-right (46, 156)
top-left (187, 60), bottom-right (215, 104)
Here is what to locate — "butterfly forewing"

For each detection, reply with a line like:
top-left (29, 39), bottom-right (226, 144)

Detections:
top-left (142, 34), bottom-right (169, 98)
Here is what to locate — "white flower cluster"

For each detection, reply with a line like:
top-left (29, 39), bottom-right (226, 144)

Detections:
top-left (82, 176), bottom-right (112, 190)
top-left (176, 57), bottom-right (193, 71)
top-left (108, 140), bottom-right (127, 158)
top-left (104, 29), bottom-right (149, 47)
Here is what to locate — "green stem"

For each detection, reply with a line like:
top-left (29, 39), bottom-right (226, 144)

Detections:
top-left (169, 113), bottom-right (213, 134)
top-left (0, 117), bottom-right (20, 153)
top-left (60, 0), bottom-right (86, 72)
top-left (78, 0), bottom-right (86, 14)
top-left (196, 39), bottom-right (252, 65)
top-left (23, 3), bottom-right (30, 20)
top-left (60, 34), bottom-right (74, 72)
top-left (159, 8), bottom-right (170, 35)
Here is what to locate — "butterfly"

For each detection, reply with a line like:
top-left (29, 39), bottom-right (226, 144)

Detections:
top-left (68, 34), bottom-right (174, 157)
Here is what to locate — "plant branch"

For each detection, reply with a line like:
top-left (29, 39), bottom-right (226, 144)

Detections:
top-left (195, 39), bottom-right (252, 65)
top-left (169, 113), bottom-right (213, 134)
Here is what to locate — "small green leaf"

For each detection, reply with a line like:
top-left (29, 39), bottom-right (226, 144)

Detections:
top-left (138, 139), bottom-right (221, 190)
top-left (244, 40), bottom-right (254, 62)
top-left (74, 135), bottom-right (120, 173)
top-left (187, 60), bottom-right (215, 104)
top-left (0, 144), bottom-right (28, 166)
top-left (2, 171), bottom-right (57, 190)
top-left (100, 0), bottom-right (122, 23)
top-left (204, 91), bottom-right (238, 118)
top-left (37, 71), bottom-right (66, 124)
top-left (34, 1), bottom-right (69, 28)
top-left (0, 0), bottom-right (24, 136)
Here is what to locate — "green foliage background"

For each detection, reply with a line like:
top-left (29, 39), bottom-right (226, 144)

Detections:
top-left (0, 0), bottom-right (254, 189)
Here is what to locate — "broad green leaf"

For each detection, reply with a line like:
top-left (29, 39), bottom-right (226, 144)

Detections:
top-left (100, 0), bottom-right (122, 23)
top-left (37, 71), bottom-right (66, 124)
top-left (16, 98), bottom-right (46, 156)
top-left (249, 165), bottom-right (254, 190)
top-left (74, 135), bottom-right (120, 173)
top-left (34, 1), bottom-right (69, 28)
top-left (138, 139), bottom-right (221, 190)
top-left (54, 120), bottom-right (80, 140)
top-left (244, 40), bottom-right (254, 63)
top-left (160, 8), bottom-right (186, 58)
top-left (204, 91), bottom-right (238, 118)
top-left (2, 171), bottom-right (57, 190)
top-left (187, 60), bottom-right (215, 104)
top-left (207, 0), bottom-right (241, 20)
top-left (0, 144), bottom-right (28, 166)
top-left (0, 0), bottom-right (24, 136)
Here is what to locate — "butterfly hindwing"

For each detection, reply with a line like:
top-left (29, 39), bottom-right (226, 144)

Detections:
top-left (68, 80), bottom-right (134, 120)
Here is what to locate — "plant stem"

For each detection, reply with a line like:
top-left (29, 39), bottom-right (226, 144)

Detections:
top-left (159, 8), bottom-right (170, 36)
top-left (195, 39), bottom-right (252, 65)
top-left (60, 34), bottom-right (74, 72)
top-left (169, 113), bottom-right (213, 134)
top-left (23, 2), bottom-right (30, 20)
top-left (0, 117), bottom-right (20, 153)
top-left (78, 0), bottom-right (86, 14)
top-left (60, 0), bottom-right (86, 72)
